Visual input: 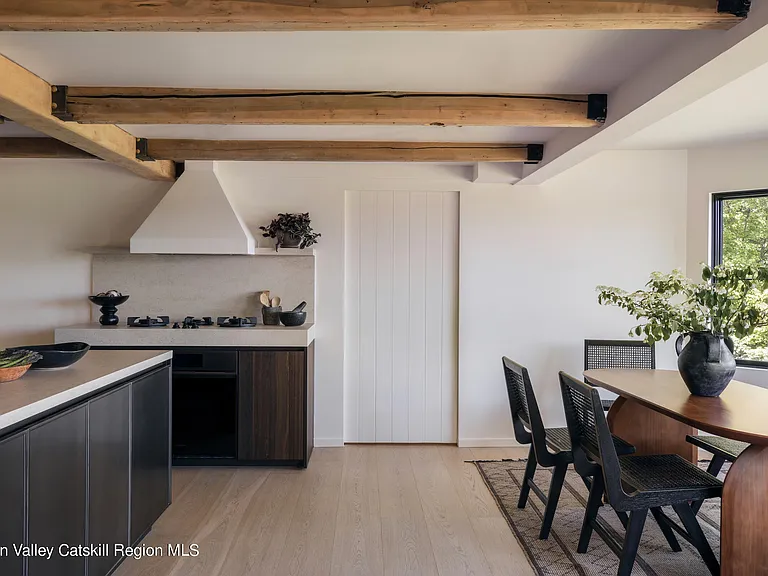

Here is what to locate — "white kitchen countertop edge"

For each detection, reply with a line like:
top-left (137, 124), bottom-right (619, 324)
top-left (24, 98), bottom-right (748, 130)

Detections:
top-left (55, 324), bottom-right (315, 347)
top-left (0, 351), bottom-right (172, 434)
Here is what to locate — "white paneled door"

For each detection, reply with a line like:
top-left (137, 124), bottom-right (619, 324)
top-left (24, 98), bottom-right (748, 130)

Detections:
top-left (345, 190), bottom-right (459, 443)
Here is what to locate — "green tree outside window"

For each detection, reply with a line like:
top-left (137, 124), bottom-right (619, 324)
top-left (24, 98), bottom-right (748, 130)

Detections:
top-left (721, 195), bottom-right (768, 361)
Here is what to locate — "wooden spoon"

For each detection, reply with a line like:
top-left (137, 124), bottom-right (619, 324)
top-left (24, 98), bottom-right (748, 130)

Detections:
top-left (259, 293), bottom-right (271, 307)
top-left (271, 297), bottom-right (281, 307)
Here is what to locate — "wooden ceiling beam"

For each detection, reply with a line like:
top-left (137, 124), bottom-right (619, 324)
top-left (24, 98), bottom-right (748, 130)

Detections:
top-left (0, 0), bottom-right (748, 31)
top-left (0, 55), bottom-right (175, 181)
top-left (0, 137), bottom-right (96, 159)
top-left (62, 88), bottom-right (606, 127)
top-left (144, 139), bottom-right (541, 163)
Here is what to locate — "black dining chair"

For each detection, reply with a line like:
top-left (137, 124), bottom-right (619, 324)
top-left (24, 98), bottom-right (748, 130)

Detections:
top-left (685, 434), bottom-right (748, 513)
top-left (584, 340), bottom-right (655, 411)
top-left (502, 357), bottom-right (635, 540)
top-left (558, 371), bottom-right (722, 576)
top-left (502, 357), bottom-right (572, 539)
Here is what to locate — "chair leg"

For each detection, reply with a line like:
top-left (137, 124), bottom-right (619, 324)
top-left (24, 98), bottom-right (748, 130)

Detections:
top-left (538, 462), bottom-right (567, 540)
top-left (618, 510), bottom-right (648, 576)
top-left (672, 503), bottom-right (720, 576)
top-left (518, 444), bottom-right (537, 509)
top-left (577, 474), bottom-right (604, 553)
top-left (650, 507), bottom-right (682, 552)
top-left (690, 456), bottom-right (726, 515)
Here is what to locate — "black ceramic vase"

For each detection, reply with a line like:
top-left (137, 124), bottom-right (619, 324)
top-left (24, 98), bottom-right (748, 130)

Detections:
top-left (675, 331), bottom-right (736, 397)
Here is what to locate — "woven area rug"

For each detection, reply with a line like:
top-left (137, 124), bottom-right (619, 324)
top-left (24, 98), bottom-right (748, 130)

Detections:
top-left (472, 459), bottom-right (723, 576)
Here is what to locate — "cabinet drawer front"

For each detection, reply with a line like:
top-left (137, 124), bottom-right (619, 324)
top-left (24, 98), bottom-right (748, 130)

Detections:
top-left (238, 350), bottom-right (306, 461)
top-left (173, 350), bottom-right (237, 373)
top-left (0, 432), bottom-right (25, 576)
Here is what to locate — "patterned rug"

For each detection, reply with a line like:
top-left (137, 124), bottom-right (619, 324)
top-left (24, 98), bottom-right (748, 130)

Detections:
top-left (472, 459), bottom-right (723, 576)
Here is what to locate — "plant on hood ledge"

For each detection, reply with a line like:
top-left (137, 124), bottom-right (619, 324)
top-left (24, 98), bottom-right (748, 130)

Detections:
top-left (259, 212), bottom-right (321, 251)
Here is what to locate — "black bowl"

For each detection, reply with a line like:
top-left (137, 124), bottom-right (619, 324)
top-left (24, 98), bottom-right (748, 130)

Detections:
top-left (88, 295), bottom-right (130, 307)
top-left (9, 342), bottom-right (90, 370)
top-left (279, 311), bottom-right (307, 327)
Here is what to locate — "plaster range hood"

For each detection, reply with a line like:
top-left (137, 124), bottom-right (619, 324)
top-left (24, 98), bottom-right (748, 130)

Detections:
top-left (130, 161), bottom-right (255, 255)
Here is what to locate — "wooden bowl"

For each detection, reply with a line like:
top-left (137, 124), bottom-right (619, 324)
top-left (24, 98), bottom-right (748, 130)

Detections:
top-left (0, 364), bottom-right (32, 383)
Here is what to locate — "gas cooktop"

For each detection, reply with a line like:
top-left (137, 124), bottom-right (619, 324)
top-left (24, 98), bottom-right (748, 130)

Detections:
top-left (216, 316), bottom-right (259, 328)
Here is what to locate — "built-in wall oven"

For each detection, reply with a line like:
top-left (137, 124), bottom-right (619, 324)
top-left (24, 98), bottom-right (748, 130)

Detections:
top-left (172, 349), bottom-right (237, 462)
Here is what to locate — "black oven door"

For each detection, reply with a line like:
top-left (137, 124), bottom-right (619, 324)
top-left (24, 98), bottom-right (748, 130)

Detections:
top-left (171, 350), bottom-right (237, 460)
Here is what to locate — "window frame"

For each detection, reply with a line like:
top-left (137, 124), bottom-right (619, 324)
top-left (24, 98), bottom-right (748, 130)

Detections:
top-left (711, 189), bottom-right (768, 369)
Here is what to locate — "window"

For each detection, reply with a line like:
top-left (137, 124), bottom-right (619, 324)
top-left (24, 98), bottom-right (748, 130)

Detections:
top-left (712, 190), bottom-right (768, 366)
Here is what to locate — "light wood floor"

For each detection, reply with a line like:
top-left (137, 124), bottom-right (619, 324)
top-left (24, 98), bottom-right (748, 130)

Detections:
top-left (114, 445), bottom-right (534, 576)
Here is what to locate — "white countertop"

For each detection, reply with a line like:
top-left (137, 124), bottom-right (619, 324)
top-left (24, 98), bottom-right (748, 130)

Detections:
top-left (0, 349), bottom-right (172, 434)
top-left (55, 323), bottom-right (315, 348)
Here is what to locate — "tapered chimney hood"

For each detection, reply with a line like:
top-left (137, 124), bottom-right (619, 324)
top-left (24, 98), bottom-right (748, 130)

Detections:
top-left (130, 161), bottom-right (255, 255)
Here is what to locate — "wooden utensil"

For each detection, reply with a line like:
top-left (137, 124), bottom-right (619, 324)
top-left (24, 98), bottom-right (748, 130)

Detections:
top-left (271, 297), bottom-right (281, 307)
top-left (259, 293), bottom-right (271, 307)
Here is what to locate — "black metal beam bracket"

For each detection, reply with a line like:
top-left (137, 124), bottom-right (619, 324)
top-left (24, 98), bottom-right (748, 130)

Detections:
top-left (525, 144), bottom-right (544, 164)
top-left (50, 85), bottom-right (74, 121)
top-left (587, 94), bottom-right (608, 124)
top-left (718, 0), bottom-right (751, 18)
top-left (135, 138), bottom-right (154, 161)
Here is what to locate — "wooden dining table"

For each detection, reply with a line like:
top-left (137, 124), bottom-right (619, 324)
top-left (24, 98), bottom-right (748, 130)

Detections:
top-left (584, 369), bottom-right (768, 576)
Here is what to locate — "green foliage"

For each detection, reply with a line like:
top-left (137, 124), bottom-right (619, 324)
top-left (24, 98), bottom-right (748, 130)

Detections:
top-left (722, 196), bottom-right (768, 360)
top-left (259, 212), bottom-right (321, 249)
top-left (597, 264), bottom-right (768, 345)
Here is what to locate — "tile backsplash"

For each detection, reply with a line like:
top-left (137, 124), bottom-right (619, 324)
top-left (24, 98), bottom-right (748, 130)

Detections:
top-left (92, 253), bottom-right (315, 323)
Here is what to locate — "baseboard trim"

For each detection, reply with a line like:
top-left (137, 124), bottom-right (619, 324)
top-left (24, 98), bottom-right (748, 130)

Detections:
top-left (458, 438), bottom-right (522, 448)
top-left (314, 438), bottom-right (344, 447)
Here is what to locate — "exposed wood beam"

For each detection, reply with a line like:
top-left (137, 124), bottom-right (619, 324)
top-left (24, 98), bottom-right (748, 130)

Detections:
top-left (144, 139), bottom-right (539, 163)
top-left (0, 137), bottom-right (96, 159)
top-left (0, 0), bottom-right (749, 31)
top-left (0, 55), bottom-right (175, 181)
top-left (61, 88), bottom-right (603, 127)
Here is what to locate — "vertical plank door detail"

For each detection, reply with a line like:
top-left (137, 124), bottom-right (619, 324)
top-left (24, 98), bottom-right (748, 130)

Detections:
top-left (345, 190), bottom-right (459, 443)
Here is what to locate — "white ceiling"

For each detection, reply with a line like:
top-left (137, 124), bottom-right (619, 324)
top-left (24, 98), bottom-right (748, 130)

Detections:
top-left (0, 30), bottom-right (707, 144)
top-left (618, 61), bottom-right (768, 150)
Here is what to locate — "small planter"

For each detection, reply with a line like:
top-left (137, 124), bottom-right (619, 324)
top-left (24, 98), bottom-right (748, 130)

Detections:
top-left (277, 232), bottom-right (302, 249)
top-left (675, 332), bottom-right (736, 397)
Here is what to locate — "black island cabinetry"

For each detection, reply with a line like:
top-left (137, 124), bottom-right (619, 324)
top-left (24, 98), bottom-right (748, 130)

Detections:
top-left (0, 363), bottom-right (171, 576)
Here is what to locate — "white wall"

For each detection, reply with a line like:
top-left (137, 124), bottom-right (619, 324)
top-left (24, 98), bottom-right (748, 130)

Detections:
top-left (459, 150), bottom-right (688, 445)
top-left (0, 159), bottom-right (169, 348)
top-left (688, 141), bottom-right (768, 388)
top-left (0, 153), bottom-right (698, 447)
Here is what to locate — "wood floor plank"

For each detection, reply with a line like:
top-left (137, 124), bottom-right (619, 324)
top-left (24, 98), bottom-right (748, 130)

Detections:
top-left (330, 445), bottom-right (385, 576)
top-left (114, 469), bottom-right (236, 576)
top-left (409, 447), bottom-right (494, 576)
top-left (113, 447), bottom-right (533, 576)
top-left (215, 470), bottom-right (308, 576)
top-left (438, 446), bottom-right (498, 518)
top-left (377, 446), bottom-right (439, 576)
top-left (168, 469), bottom-right (270, 576)
top-left (171, 468), bottom-right (200, 500)
top-left (470, 518), bottom-right (535, 576)
top-left (275, 457), bottom-right (345, 576)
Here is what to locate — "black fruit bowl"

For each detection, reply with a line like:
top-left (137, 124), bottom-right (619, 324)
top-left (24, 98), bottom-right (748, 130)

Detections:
top-left (9, 342), bottom-right (91, 370)
top-left (88, 295), bottom-right (130, 307)
top-left (279, 311), bottom-right (307, 327)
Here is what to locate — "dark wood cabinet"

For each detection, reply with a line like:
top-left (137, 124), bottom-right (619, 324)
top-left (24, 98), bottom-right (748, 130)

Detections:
top-left (131, 367), bottom-right (171, 544)
top-left (28, 405), bottom-right (87, 576)
top-left (238, 345), bottom-right (313, 465)
top-left (88, 384), bottom-right (130, 576)
top-left (0, 432), bottom-right (26, 576)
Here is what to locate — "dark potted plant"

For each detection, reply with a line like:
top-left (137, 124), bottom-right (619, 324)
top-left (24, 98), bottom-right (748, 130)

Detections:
top-left (259, 213), bottom-right (321, 251)
top-left (597, 263), bottom-right (768, 397)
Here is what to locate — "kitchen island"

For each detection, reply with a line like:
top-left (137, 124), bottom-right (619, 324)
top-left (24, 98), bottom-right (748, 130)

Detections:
top-left (0, 350), bottom-right (172, 576)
